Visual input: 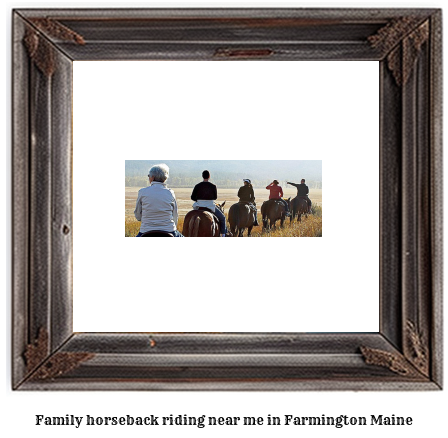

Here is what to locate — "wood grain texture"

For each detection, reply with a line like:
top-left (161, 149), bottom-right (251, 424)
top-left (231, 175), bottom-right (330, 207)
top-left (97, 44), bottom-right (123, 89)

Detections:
top-left (29, 59), bottom-right (52, 347)
top-left (12, 7), bottom-right (443, 391)
top-left (429, 10), bottom-right (443, 387)
top-left (50, 49), bottom-right (73, 350)
top-left (379, 60), bottom-right (402, 350)
top-left (12, 13), bottom-right (30, 389)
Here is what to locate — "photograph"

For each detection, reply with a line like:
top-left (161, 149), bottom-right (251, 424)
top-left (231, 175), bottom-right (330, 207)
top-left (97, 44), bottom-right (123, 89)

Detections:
top-left (125, 160), bottom-right (323, 237)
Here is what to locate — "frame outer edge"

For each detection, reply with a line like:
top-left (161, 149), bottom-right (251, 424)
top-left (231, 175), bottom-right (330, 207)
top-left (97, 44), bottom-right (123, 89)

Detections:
top-left (414, 22), bottom-right (431, 378)
top-left (12, 12), bottom-right (30, 388)
top-left (429, 9), bottom-right (443, 388)
top-left (12, 7), bottom-right (442, 391)
top-left (14, 8), bottom-right (439, 20)
top-left (400, 19), bottom-right (438, 379)
top-left (17, 380), bottom-right (441, 392)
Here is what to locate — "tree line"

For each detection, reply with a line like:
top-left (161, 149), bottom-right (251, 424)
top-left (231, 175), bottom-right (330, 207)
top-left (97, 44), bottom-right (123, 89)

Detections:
top-left (125, 175), bottom-right (322, 189)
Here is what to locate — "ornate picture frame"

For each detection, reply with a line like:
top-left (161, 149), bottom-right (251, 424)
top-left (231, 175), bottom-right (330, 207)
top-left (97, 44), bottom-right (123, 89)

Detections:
top-left (12, 8), bottom-right (442, 390)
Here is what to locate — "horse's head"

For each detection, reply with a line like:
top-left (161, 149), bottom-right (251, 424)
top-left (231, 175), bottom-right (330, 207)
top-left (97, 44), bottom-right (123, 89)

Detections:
top-left (216, 201), bottom-right (226, 213)
top-left (285, 197), bottom-right (291, 209)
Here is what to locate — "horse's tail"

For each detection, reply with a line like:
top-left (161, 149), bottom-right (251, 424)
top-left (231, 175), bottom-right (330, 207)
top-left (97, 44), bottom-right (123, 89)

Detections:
top-left (228, 204), bottom-right (238, 236)
top-left (233, 203), bottom-right (241, 236)
top-left (234, 203), bottom-right (240, 230)
top-left (260, 201), bottom-right (267, 218)
top-left (189, 214), bottom-right (201, 237)
top-left (261, 201), bottom-right (268, 229)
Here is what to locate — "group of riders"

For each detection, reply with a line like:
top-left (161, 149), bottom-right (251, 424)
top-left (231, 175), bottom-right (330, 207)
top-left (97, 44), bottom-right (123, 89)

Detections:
top-left (134, 163), bottom-right (312, 237)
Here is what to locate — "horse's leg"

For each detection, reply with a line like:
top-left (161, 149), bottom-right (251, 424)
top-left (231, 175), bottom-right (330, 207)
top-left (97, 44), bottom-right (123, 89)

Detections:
top-left (239, 228), bottom-right (244, 237)
top-left (261, 219), bottom-right (267, 233)
top-left (247, 226), bottom-right (253, 237)
top-left (264, 216), bottom-right (270, 231)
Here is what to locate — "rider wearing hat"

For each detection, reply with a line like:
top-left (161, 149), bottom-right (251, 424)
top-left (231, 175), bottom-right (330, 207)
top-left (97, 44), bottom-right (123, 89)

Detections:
top-left (266, 180), bottom-right (290, 215)
top-left (237, 179), bottom-right (259, 226)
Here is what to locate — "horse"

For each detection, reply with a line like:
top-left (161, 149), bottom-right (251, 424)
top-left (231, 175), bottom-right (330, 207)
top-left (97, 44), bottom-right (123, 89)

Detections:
top-left (261, 198), bottom-right (290, 230)
top-left (290, 196), bottom-right (309, 223)
top-left (182, 202), bottom-right (226, 237)
top-left (228, 202), bottom-right (256, 237)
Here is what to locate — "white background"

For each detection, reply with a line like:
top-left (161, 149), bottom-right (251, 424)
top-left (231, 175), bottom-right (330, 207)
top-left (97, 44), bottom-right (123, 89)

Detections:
top-left (3, 1), bottom-right (447, 438)
top-left (73, 61), bottom-right (379, 332)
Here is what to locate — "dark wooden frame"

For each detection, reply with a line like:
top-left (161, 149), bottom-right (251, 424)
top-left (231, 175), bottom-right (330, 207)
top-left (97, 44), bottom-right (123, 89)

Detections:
top-left (12, 8), bottom-right (442, 390)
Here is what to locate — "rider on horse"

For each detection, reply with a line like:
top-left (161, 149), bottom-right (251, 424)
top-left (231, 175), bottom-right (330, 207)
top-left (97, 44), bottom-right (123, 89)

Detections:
top-left (287, 179), bottom-right (312, 213)
top-left (134, 163), bottom-right (184, 237)
top-left (237, 179), bottom-right (259, 226)
top-left (266, 180), bottom-right (290, 215)
top-left (191, 170), bottom-right (227, 237)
